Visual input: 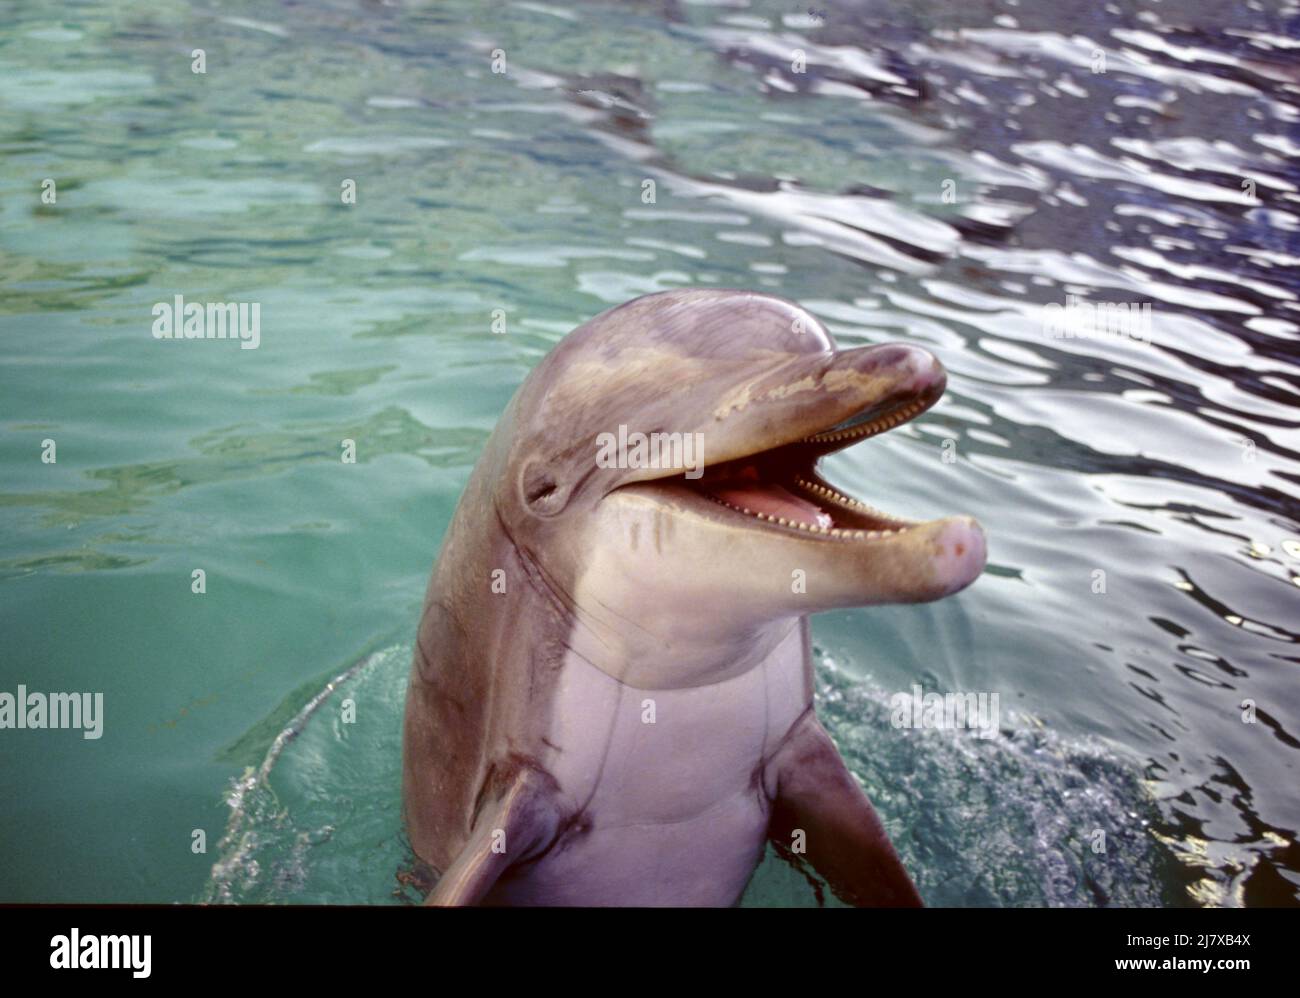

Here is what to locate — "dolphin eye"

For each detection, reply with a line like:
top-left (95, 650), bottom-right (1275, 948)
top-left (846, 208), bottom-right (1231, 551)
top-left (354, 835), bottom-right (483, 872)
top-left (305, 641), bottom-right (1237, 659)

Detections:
top-left (527, 479), bottom-right (557, 504)
top-left (521, 464), bottom-right (563, 512)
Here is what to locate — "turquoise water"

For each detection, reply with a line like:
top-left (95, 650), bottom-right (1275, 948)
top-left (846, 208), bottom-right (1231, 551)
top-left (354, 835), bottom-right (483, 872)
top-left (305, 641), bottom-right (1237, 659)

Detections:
top-left (1, 0), bottom-right (1297, 906)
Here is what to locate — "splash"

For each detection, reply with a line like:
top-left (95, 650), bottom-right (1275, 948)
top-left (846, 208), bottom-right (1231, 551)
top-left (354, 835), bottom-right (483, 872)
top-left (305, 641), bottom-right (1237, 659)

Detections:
top-left (202, 642), bottom-right (1185, 906)
top-left (797, 653), bottom-right (1193, 907)
top-left (202, 646), bottom-right (414, 905)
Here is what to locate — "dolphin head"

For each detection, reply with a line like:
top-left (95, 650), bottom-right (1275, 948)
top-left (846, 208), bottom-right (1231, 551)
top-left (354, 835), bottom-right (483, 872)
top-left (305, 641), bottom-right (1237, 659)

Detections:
top-left (489, 288), bottom-right (985, 686)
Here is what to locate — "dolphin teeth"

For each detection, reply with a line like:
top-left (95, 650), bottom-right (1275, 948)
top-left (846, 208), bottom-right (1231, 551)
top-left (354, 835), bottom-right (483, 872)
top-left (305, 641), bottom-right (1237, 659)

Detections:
top-left (790, 475), bottom-right (919, 530)
top-left (701, 474), bottom-right (914, 539)
top-left (802, 398), bottom-right (928, 446)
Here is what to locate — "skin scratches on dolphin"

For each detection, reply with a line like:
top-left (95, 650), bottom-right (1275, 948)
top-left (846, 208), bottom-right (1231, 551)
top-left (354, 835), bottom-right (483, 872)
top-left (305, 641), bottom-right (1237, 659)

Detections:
top-left (710, 366), bottom-right (860, 420)
top-left (402, 288), bottom-right (987, 906)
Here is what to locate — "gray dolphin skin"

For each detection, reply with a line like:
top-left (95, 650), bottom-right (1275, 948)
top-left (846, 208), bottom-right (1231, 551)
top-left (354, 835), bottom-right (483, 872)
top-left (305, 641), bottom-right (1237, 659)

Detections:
top-left (402, 288), bottom-right (986, 906)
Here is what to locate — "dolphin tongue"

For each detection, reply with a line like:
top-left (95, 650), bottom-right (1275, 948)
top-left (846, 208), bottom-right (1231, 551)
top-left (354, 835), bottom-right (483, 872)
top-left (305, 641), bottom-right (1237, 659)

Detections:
top-left (710, 483), bottom-right (833, 527)
top-left (700, 464), bottom-right (832, 528)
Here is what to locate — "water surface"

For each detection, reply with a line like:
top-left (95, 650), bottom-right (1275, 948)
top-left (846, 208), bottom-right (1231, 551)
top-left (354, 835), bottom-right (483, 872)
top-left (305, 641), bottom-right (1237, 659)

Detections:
top-left (1, 0), bottom-right (1298, 906)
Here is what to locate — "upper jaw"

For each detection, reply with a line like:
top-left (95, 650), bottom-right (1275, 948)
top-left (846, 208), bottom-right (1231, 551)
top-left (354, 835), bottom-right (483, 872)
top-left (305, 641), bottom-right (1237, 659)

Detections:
top-left (600, 342), bottom-right (948, 491)
top-left (600, 344), bottom-right (963, 544)
top-left (797, 372), bottom-right (945, 457)
top-left (745, 341), bottom-right (948, 463)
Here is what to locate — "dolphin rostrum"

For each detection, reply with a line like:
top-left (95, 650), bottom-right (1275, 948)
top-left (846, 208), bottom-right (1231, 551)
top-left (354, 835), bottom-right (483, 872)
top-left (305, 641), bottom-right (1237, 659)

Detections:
top-left (402, 288), bottom-right (986, 905)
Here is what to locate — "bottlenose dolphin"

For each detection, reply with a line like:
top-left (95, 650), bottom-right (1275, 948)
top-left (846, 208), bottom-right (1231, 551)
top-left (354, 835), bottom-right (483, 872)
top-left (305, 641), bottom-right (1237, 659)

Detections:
top-left (402, 288), bottom-right (986, 906)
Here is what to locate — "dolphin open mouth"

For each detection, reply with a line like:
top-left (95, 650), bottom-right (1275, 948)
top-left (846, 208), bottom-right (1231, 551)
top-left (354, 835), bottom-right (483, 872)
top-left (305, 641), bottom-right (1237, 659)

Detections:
top-left (597, 337), bottom-right (982, 566)
top-left (682, 391), bottom-right (939, 540)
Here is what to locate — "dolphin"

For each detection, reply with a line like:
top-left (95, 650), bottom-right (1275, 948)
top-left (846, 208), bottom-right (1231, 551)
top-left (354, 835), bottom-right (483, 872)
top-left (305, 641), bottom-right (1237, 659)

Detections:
top-left (402, 288), bottom-right (986, 906)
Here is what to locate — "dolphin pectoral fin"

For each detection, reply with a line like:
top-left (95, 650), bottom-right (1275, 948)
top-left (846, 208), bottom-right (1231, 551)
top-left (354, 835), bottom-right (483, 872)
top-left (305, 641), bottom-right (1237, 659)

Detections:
top-left (425, 764), bottom-right (561, 907)
top-left (423, 829), bottom-right (510, 907)
top-left (766, 711), bottom-right (923, 908)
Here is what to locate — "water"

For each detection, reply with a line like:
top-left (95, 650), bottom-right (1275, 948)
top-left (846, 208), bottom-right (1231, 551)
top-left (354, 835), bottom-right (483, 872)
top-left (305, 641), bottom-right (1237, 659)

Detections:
top-left (1, 0), bottom-right (1297, 907)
